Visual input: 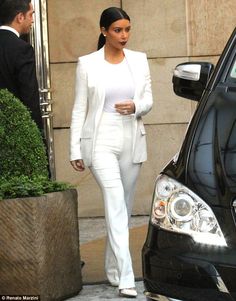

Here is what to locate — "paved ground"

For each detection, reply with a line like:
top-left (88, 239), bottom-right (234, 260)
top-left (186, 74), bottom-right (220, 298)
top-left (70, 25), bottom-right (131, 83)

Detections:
top-left (79, 216), bottom-right (149, 244)
top-left (67, 216), bottom-right (150, 301)
top-left (67, 281), bottom-right (147, 301)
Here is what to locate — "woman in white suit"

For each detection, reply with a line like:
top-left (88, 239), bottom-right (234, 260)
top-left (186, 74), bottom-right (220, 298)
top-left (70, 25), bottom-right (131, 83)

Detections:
top-left (70, 7), bottom-right (153, 298)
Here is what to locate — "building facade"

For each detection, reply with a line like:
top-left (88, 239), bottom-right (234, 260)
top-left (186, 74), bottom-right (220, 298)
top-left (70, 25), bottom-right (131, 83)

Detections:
top-left (45, 0), bottom-right (236, 216)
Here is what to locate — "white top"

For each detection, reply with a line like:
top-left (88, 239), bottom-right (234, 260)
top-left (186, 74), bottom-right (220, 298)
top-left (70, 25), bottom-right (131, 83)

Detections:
top-left (0, 25), bottom-right (20, 37)
top-left (103, 58), bottom-right (135, 113)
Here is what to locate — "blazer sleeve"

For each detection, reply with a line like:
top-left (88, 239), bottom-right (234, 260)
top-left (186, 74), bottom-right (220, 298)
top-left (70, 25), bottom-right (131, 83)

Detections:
top-left (70, 58), bottom-right (88, 161)
top-left (133, 53), bottom-right (153, 118)
top-left (16, 43), bottom-right (43, 130)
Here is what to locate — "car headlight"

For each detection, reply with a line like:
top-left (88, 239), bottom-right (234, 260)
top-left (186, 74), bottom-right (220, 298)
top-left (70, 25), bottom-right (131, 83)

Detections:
top-left (151, 174), bottom-right (227, 246)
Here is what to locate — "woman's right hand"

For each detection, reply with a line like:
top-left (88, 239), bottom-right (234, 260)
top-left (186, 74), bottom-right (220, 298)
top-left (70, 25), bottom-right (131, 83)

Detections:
top-left (70, 159), bottom-right (85, 172)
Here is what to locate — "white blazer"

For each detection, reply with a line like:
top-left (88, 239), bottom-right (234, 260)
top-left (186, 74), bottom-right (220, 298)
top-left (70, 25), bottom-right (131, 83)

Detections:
top-left (70, 47), bottom-right (153, 166)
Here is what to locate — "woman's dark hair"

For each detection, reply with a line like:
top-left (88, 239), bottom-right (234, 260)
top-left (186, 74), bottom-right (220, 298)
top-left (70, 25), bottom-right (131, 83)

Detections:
top-left (0, 0), bottom-right (31, 25)
top-left (97, 7), bottom-right (130, 50)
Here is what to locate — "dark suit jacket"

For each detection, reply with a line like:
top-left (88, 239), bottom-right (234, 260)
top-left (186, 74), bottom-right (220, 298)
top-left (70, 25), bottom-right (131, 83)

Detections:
top-left (0, 29), bottom-right (43, 129)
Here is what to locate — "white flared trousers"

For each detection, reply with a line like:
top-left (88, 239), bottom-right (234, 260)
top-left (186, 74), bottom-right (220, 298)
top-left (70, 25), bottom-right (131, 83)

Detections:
top-left (90, 112), bottom-right (141, 289)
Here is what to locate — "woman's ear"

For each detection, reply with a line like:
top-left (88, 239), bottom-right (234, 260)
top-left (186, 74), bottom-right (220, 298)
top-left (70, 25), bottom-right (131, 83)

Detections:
top-left (101, 27), bottom-right (106, 37)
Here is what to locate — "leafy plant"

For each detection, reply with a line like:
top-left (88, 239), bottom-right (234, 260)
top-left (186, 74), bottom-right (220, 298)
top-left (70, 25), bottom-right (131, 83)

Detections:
top-left (0, 89), bottom-right (71, 199)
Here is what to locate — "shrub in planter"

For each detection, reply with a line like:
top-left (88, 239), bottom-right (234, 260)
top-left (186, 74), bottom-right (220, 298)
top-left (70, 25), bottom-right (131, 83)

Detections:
top-left (0, 89), bottom-right (82, 300)
top-left (0, 88), bottom-right (70, 198)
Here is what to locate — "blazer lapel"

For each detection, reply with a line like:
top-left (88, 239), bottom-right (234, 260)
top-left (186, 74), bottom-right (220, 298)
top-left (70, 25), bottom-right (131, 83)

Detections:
top-left (95, 47), bottom-right (106, 102)
top-left (123, 48), bottom-right (140, 100)
top-left (93, 47), bottom-right (106, 127)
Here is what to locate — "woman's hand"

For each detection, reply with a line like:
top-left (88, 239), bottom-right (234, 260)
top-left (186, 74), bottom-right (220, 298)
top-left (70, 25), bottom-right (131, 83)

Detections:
top-left (70, 159), bottom-right (85, 172)
top-left (115, 100), bottom-right (135, 115)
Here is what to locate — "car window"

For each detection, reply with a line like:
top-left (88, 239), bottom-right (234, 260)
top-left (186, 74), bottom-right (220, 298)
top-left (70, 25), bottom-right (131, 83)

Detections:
top-left (187, 85), bottom-right (236, 205)
top-left (228, 57), bottom-right (236, 82)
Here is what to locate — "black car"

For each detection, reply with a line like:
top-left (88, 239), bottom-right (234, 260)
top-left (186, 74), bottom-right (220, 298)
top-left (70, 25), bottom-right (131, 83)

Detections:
top-left (142, 27), bottom-right (236, 301)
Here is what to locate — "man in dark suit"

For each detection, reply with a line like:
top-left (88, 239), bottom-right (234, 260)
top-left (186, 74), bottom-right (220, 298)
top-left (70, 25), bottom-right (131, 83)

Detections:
top-left (0, 0), bottom-right (43, 130)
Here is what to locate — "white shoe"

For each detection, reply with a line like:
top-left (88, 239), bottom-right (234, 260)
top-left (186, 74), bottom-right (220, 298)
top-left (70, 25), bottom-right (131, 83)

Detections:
top-left (119, 288), bottom-right (137, 298)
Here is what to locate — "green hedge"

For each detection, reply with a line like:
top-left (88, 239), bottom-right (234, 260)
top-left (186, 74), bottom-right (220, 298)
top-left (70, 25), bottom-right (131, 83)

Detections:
top-left (0, 89), bottom-right (71, 199)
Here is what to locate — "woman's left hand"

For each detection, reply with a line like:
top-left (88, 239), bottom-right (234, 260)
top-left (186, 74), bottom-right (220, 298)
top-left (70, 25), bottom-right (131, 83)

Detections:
top-left (115, 100), bottom-right (135, 115)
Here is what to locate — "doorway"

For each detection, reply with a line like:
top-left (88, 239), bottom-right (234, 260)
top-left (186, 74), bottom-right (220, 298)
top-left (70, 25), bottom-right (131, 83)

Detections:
top-left (30, 0), bottom-right (55, 179)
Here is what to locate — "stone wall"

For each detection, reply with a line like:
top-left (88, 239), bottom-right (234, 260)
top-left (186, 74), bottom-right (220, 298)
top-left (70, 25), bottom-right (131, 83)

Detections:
top-left (47, 0), bottom-right (236, 217)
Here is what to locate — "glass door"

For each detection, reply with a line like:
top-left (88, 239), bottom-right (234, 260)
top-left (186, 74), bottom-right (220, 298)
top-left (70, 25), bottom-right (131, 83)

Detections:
top-left (30, 0), bottom-right (55, 179)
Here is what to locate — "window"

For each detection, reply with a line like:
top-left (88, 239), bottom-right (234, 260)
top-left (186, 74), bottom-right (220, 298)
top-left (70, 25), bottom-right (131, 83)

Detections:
top-left (227, 55), bottom-right (236, 83)
top-left (229, 59), bottom-right (236, 79)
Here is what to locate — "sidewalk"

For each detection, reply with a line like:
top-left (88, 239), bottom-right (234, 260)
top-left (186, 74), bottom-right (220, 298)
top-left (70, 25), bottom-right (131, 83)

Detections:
top-left (67, 281), bottom-right (147, 301)
top-left (78, 216), bottom-right (149, 244)
top-left (67, 216), bottom-right (149, 300)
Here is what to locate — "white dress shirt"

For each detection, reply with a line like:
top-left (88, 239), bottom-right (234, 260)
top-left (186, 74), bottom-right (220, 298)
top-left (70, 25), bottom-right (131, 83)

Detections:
top-left (0, 25), bottom-right (20, 37)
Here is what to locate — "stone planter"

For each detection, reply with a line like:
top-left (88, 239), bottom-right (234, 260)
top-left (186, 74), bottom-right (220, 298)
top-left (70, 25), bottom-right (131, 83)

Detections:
top-left (0, 189), bottom-right (82, 300)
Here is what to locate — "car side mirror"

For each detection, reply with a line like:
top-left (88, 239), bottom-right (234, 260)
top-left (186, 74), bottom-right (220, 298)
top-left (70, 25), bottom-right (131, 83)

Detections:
top-left (172, 62), bottom-right (214, 101)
